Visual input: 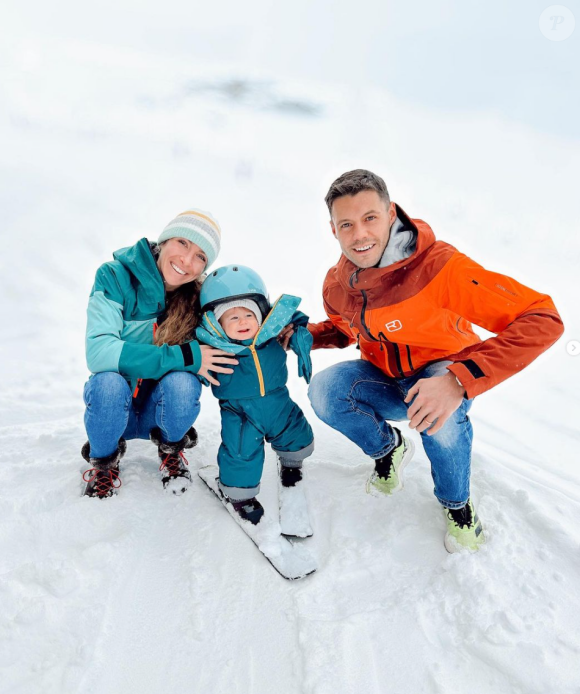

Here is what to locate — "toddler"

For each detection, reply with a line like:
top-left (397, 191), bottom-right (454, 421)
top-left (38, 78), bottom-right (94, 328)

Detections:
top-left (196, 264), bottom-right (314, 530)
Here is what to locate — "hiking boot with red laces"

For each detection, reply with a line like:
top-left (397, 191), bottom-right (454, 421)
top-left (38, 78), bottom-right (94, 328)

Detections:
top-left (150, 427), bottom-right (197, 495)
top-left (81, 439), bottom-right (127, 498)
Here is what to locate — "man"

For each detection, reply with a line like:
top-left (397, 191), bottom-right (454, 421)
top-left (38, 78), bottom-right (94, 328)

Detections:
top-left (307, 169), bottom-right (564, 552)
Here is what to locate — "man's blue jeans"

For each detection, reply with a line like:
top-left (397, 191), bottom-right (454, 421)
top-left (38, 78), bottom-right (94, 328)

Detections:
top-left (308, 359), bottom-right (473, 509)
top-left (83, 371), bottom-right (202, 459)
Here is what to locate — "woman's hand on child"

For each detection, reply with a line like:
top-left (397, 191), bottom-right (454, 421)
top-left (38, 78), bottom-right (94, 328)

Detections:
top-left (198, 346), bottom-right (238, 386)
top-left (277, 324), bottom-right (295, 351)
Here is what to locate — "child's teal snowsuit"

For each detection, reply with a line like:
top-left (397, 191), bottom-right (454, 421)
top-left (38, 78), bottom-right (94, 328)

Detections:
top-left (196, 295), bottom-right (314, 501)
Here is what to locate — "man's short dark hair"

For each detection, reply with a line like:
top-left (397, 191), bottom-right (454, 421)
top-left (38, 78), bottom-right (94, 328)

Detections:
top-left (325, 169), bottom-right (390, 215)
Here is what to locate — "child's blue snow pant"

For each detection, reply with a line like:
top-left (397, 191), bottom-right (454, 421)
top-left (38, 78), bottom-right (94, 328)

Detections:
top-left (218, 386), bottom-right (314, 501)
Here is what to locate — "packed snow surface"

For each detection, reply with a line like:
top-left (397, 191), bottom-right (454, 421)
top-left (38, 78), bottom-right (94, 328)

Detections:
top-left (1, 38), bottom-right (579, 694)
top-left (278, 471), bottom-right (313, 538)
top-left (198, 464), bottom-right (317, 579)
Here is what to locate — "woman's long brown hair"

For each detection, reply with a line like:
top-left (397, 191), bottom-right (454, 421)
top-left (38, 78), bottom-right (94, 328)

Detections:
top-left (151, 243), bottom-right (203, 346)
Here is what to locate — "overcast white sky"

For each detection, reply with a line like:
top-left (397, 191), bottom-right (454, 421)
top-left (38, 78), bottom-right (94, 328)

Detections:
top-left (2, 0), bottom-right (579, 138)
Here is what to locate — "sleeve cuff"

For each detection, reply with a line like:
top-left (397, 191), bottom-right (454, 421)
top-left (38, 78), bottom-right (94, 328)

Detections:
top-left (180, 341), bottom-right (202, 373)
top-left (447, 362), bottom-right (480, 400)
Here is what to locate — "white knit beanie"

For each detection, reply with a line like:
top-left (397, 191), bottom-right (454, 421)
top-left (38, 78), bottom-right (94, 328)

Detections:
top-left (158, 208), bottom-right (221, 268)
top-left (214, 299), bottom-right (263, 326)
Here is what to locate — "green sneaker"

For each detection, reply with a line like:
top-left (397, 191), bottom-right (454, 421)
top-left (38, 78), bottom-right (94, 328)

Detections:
top-left (443, 499), bottom-right (486, 553)
top-left (366, 429), bottom-right (415, 496)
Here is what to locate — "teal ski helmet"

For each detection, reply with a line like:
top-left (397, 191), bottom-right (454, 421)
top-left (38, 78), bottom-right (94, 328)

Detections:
top-left (200, 265), bottom-right (270, 318)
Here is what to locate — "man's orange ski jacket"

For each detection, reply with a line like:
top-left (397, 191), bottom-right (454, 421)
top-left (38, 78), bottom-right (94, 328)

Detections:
top-left (309, 205), bottom-right (564, 399)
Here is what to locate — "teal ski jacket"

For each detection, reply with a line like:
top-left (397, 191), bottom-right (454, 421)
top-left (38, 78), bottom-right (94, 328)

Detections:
top-left (85, 238), bottom-right (202, 392)
top-left (195, 294), bottom-right (313, 400)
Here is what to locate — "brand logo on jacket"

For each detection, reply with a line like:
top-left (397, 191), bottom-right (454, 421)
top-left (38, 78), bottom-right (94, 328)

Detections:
top-left (385, 320), bottom-right (402, 332)
top-left (495, 283), bottom-right (517, 297)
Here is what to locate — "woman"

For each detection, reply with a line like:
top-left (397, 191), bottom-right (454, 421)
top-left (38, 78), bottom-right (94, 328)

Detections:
top-left (81, 209), bottom-right (238, 498)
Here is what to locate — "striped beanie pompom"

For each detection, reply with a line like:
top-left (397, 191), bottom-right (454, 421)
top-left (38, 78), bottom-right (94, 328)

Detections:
top-left (158, 208), bottom-right (221, 269)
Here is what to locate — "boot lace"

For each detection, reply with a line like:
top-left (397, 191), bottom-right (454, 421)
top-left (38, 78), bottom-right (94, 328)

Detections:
top-left (375, 451), bottom-right (395, 480)
top-left (159, 451), bottom-right (189, 477)
top-left (447, 503), bottom-right (473, 529)
top-left (82, 467), bottom-right (122, 495)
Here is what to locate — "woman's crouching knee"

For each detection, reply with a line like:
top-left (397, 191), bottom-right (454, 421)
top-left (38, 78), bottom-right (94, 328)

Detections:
top-left (84, 372), bottom-right (132, 410)
top-left (159, 371), bottom-right (202, 401)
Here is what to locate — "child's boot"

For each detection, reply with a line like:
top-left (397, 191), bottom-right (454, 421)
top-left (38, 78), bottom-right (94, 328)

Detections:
top-left (278, 459), bottom-right (312, 538)
top-left (230, 497), bottom-right (265, 525)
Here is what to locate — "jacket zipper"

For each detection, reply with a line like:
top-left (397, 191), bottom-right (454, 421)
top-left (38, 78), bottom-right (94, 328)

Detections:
top-left (249, 296), bottom-right (283, 397)
top-left (207, 313), bottom-right (264, 396)
top-left (248, 344), bottom-right (265, 396)
top-left (205, 314), bottom-right (222, 337)
top-left (350, 271), bottom-right (379, 344)
top-left (350, 270), bottom-right (406, 378)
top-left (134, 320), bottom-right (159, 398)
top-left (378, 330), bottom-right (405, 377)
top-left (205, 299), bottom-right (282, 397)
top-left (405, 344), bottom-right (414, 371)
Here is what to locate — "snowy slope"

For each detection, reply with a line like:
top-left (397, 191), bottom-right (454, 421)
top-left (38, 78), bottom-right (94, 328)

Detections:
top-left (1, 38), bottom-right (579, 694)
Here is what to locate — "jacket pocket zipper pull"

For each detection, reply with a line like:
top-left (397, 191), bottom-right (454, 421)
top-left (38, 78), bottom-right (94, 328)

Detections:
top-left (133, 378), bottom-right (143, 398)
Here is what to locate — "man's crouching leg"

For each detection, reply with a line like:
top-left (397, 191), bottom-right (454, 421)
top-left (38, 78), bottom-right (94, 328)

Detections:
top-left (420, 399), bottom-right (485, 552)
top-left (309, 360), bottom-right (414, 494)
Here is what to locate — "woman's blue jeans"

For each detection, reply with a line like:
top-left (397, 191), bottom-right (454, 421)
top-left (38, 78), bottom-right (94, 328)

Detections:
top-left (308, 359), bottom-right (473, 509)
top-left (83, 371), bottom-right (202, 459)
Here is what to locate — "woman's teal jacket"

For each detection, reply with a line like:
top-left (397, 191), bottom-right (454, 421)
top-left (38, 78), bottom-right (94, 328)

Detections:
top-left (85, 238), bottom-right (202, 392)
top-left (195, 295), bottom-right (313, 401)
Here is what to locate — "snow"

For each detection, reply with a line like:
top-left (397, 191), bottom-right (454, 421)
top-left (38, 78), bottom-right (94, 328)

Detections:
top-left (1, 30), bottom-right (579, 694)
top-left (278, 472), bottom-right (313, 539)
top-left (198, 464), bottom-right (317, 579)
top-left (162, 471), bottom-right (192, 496)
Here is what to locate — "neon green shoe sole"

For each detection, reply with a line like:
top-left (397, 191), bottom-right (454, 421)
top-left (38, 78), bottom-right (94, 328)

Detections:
top-left (366, 437), bottom-right (415, 497)
top-left (444, 500), bottom-right (486, 553)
